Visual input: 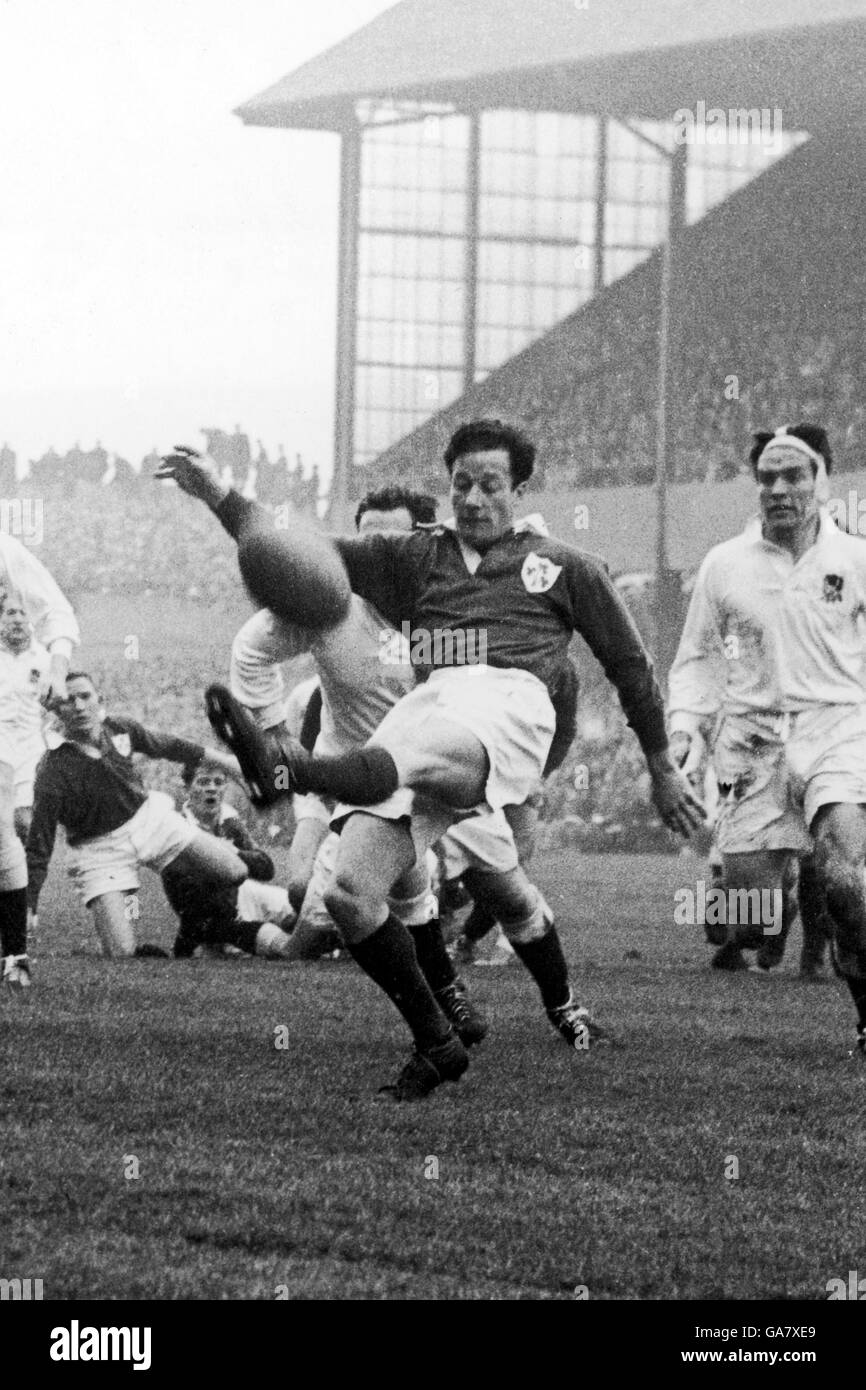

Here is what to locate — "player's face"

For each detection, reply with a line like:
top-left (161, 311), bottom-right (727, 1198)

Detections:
top-left (755, 447), bottom-right (819, 538)
top-left (58, 679), bottom-right (103, 741)
top-left (449, 449), bottom-right (519, 552)
top-left (189, 768), bottom-right (227, 820)
top-left (0, 600), bottom-right (31, 649)
top-left (357, 506), bottom-right (414, 536)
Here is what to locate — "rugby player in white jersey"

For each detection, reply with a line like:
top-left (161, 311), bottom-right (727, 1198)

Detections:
top-left (668, 423), bottom-right (866, 1055)
top-left (0, 594), bottom-right (50, 842)
top-left (0, 535), bottom-right (80, 991)
top-left (160, 420), bottom-right (700, 1100)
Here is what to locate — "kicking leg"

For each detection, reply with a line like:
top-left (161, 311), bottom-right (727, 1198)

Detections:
top-left (206, 682), bottom-right (489, 810)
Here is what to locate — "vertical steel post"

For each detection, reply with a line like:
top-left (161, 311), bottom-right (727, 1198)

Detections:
top-left (329, 115), bottom-right (362, 532)
top-left (463, 111), bottom-right (481, 393)
top-left (655, 139), bottom-right (687, 679)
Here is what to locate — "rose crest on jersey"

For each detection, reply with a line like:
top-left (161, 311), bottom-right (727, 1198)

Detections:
top-left (822, 574), bottom-right (843, 603)
top-left (521, 551), bottom-right (562, 594)
top-left (111, 732), bottom-right (132, 757)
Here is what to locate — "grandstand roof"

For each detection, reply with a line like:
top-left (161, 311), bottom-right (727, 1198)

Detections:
top-left (236, 0), bottom-right (866, 130)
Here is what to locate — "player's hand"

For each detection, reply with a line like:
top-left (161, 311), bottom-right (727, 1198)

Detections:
top-left (155, 445), bottom-right (229, 509)
top-left (647, 752), bottom-right (705, 838)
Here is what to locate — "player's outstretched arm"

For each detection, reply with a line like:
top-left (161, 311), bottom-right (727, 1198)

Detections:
top-left (564, 555), bottom-right (704, 838)
top-left (156, 446), bottom-right (351, 630)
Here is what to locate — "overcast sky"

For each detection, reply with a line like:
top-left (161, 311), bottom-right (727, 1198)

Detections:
top-left (1, 0), bottom-right (395, 477)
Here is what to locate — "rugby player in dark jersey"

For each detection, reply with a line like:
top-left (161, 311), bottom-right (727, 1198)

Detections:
top-left (159, 421), bottom-right (702, 1099)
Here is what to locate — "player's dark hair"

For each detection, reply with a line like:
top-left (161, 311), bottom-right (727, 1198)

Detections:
top-left (181, 759), bottom-right (226, 788)
top-left (749, 423), bottom-right (833, 477)
top-left (354, 485), bottom-right (438, 530)
top-left (66, 670), bottom-right (97, 689)
top-left (443, 419), bottom-right (536, 487)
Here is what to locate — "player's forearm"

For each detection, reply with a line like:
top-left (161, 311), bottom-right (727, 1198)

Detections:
top-left (24, 829), bottom-right (53, 910)
top-left (667, 657), bottom-right (722, 734)
top-left (46, 648), bottom-right (70, 693)
top-left (136, 728), bottom-right (206, 765)
top-left (606, 656), bottom-right (670, 757)
top-left (213, 489), bottom-right (269, 541)
top-left (238, 848), bottom-right (274, 882)
top-left (645, 747), bottom-right (679, 779)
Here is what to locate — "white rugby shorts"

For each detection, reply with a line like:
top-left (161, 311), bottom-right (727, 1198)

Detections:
top-left (66, 791), bottom-right (196, 906)
top-left (333, 664), bottom-right (554, 865)
top-left (713, 704), bottom-right (866, 854)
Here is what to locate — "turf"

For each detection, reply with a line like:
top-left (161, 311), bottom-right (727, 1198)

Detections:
top-left (2, 850), bottom-right (864, 1301)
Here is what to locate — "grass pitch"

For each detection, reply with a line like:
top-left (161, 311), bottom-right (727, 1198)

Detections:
top-left (2, 850), bottom-right (864, 1301)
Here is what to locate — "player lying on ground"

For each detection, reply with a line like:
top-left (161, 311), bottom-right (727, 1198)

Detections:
top-left (26, 673), bottom-right (248, 959)
top-left (222, 481), bottom-right (487, 1046)
top-left (0, 535), bottom-right (80, 992)
top-left (159, 419), bottom-right (701, 1099)
top-left (164, 762), bottom-right (293, 959)
top-left (668, 422), bottom-right (866, 1056)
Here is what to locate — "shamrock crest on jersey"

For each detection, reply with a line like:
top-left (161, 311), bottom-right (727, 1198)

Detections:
top-left (521, 551), bottom-right (563, 595)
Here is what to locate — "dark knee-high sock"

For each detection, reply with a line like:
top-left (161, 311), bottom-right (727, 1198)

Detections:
top-left (291, 746), bottom-right (400, 804)
top-left (217, 920), bottom-right (262, 955)
top-left (410, 919), bottom-right (457, 993)
top-left (349, 914), bottom-right (452, 1050)
top-left (845, 973), bottom-right (866, 1031)
top-left (510, 927), bottom-right (571, 1011)
top-left (0, 888), bottom-right (28, 957)
top-left (464, 900), bottom-right (498, 944)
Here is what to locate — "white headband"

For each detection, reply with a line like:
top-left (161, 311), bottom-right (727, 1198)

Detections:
top-left (760, 428), bottom-right (830, 502)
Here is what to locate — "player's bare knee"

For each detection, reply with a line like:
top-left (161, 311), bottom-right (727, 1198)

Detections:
top-left (324, 876), bottom-right (373, 935)
top-left (499, 887), bottom-right (551, 945)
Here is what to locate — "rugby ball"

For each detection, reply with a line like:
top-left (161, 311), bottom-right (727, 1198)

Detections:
top-left (238, 523), bottom-right (351, 630)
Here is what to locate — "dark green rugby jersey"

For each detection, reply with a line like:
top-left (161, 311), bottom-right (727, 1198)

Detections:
top-left (213, 491), bottom-right (668, 758)
top-left (333, 526), bottom-right (667, 757)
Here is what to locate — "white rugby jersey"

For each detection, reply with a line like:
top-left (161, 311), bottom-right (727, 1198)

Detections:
top-left (0, 638), bottom-right (50, 765)
top-left (315, 594), bottom-right (414, 755)
top-left (283, 675), bottom-right (321, 741)
top-left (0, 533), bottom-right (80, 657)
top-left (668, 511), bottom-right (866, 737)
